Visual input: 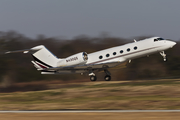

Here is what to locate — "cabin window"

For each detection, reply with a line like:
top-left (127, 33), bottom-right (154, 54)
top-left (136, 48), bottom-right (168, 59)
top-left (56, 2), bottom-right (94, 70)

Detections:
top-left (99, 56), bottom-right (103, 59)
top-left (127, 48), bottom-right (130, 52)
top-left (134, 46), bottom-right (137, 50)
top-left (113, 52), bottom-right (116, 55)
top-left (120, 50), bottom-right (123, 54)
top-left (106, 54), bottom-right (110, 57)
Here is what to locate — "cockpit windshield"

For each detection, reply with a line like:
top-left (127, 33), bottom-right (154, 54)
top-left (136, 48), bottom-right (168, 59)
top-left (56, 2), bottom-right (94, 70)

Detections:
top-left (157, 38), bottom-right (164, 40)
top-left (154, 38), bottom-right (165, 42)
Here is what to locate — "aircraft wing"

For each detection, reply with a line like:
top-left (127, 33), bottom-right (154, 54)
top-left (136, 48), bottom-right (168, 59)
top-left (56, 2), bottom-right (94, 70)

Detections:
top-left (42, 61), bottom-right (124, 72)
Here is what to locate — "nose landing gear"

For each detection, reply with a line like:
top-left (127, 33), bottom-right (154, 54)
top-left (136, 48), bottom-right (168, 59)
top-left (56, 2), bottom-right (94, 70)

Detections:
top-left (160, 51), bottom-right (167, 61)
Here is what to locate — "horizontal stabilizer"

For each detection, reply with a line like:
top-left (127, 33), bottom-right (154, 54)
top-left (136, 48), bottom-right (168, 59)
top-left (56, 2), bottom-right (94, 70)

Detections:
top-left (5, 49), bottom-right (31, 54)
top-left (5, 45), bottom-right (45, 54)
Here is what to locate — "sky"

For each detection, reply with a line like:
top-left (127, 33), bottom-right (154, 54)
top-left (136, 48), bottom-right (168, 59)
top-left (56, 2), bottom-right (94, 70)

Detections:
top-left (0, 0), bottom-right (180, 40)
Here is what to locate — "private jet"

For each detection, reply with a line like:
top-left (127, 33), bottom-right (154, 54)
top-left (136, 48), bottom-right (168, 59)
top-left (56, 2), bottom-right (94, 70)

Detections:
top-left (5, 37), bottom-right (176, 81)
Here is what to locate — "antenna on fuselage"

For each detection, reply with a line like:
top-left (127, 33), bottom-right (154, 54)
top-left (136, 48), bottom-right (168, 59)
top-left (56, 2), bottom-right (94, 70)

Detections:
top-left (134, 39), bottom-right (137, 42)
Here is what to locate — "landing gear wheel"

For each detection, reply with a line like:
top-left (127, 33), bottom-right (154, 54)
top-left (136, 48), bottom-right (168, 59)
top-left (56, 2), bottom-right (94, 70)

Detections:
top-left (90, 76), bottom-right (97, 81)
top-left (104, 75), bottom-right (111, 81)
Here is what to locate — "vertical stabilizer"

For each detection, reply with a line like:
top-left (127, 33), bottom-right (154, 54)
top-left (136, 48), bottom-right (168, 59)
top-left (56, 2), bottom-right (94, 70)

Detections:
top-left (30, 45), bottom-right (59, 68)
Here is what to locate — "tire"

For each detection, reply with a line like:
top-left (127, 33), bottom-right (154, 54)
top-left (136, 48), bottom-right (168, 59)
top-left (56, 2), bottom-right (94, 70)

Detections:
top-left (104, 75), bottom-right (111, 81)
top-left (90, 76), bottom-right (97, 81)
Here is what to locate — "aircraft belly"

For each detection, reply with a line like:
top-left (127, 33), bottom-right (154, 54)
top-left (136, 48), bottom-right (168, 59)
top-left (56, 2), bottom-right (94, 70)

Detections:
top-left (90, 62), bottom-right (121, 69)
top-left (124, 47), bottom-right (159, 60)
top-left (41, 70), bottom-right (86, 74)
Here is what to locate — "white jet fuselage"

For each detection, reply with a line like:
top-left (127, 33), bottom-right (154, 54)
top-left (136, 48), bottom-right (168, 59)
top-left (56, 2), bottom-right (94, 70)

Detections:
top-left (86, 37), bottom-right (176, 65)
top-left (5, 37), bottom-right (176, 81)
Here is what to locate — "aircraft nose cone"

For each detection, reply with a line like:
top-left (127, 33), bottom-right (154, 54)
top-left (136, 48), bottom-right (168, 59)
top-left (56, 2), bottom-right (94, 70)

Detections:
top-left (169, 41), bottom-right (176, 48)
top-left (171, 41), bottom-right (176, 46)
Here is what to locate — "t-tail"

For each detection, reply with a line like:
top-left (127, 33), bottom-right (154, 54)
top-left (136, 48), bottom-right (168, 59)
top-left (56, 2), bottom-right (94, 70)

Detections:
top-left (5, 45), bottom-right (60, 70)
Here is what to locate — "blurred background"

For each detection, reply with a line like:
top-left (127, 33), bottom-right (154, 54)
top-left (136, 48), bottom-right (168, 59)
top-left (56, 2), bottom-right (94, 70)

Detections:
top-left (0, 31), bottom-right (180, 111)
top-left (1, 1), bottom-right (180, 111)
top-left (0, 31), bottom-right (179, 86)
top-left (0, 0), bottom-right (180, 89)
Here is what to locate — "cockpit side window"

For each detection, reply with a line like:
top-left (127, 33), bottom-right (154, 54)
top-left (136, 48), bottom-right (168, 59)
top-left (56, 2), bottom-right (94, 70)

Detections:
top-left (154, 39), bottom-right (158, 42)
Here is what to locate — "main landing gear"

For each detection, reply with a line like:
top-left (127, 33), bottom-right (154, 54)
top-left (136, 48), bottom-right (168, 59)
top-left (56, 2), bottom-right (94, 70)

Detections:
top-left (89, 72), bottom-right (97, 81)
top-left (90, 75), bottom-right (97, 81)
top-left (89, 69), bottom-right (111, 81)
top-left (104, 69), bottom-right (111, 81)
top-left (104, 75), bottom-right (111, 81)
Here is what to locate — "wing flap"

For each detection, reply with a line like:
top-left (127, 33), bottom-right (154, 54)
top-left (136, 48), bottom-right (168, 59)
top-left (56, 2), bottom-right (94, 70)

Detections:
top-left (43, 61), bottom-right (122, 71)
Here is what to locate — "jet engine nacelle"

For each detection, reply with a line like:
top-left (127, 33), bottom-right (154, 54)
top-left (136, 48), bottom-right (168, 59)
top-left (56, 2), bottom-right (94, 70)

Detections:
top-left (57, 52), bottom-right (88, 67)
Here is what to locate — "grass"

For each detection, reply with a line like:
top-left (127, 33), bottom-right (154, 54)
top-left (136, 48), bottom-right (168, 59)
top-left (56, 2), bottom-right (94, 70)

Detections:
top-left (80, 79), bottom-right (180, 89)
top-left (0, 79), bottom-right (180, 110)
